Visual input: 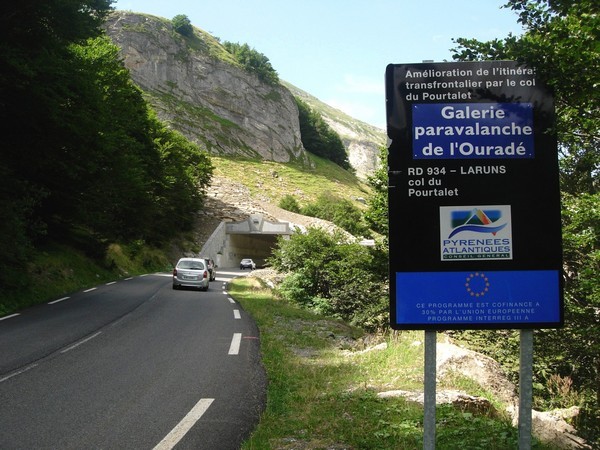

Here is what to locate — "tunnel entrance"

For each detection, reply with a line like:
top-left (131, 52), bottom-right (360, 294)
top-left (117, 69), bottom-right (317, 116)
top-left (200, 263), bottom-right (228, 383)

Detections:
top-left (202, 214), bottom-right (293, 268)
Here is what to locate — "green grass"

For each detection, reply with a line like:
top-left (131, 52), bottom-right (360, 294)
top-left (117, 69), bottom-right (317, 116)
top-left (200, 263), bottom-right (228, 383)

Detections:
top-left (212, 154), bottom-right (372, 208)
top-left (0, 241), bottom-right (172, 317)
top-left (230, 277), bottom-right (556, 450)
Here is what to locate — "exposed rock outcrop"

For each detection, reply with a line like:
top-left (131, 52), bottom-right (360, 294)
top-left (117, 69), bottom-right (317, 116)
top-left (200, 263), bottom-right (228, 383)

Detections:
top-left (105, 12), bottom-right (384, 178)
top-left (377, 341), bottom-right (591, 449)
top-left (105, 12), bottom-right (307, 163)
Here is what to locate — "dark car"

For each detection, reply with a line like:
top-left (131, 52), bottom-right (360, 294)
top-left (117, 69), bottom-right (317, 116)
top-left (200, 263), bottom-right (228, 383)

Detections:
top-left (172, 258), bottom-right (210, 291)
top-left (240, 258), bottom-right (256, 270)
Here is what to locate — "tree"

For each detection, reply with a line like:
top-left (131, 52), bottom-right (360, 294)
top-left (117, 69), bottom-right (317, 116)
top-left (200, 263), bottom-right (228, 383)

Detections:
top-left (269, 227), bottom-right (388, 330)
top-left (172, 14), bottom-right (193, 37)
top-left (222, 41), bottom-right (279, 85)
top-left (295, 98), bottom-right (352, 170)
top-left (0, 0), bottom-right (114, 289)
top-left (364, 146), bottom-right (389, 237)
top-left (147, 116), bottom-right (214, 241)
top-left (0, 1), bottom-right (215, 302)
top-left (452, 0), bottom-right (599, 195)
top-left (451, 0), bottom-right (599, 439)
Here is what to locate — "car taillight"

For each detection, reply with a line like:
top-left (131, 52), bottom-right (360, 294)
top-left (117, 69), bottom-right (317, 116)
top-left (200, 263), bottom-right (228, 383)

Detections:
top-left (173, 268), bottom-right (177, 276)
top-left (203, 270), bottom-right (208, 279)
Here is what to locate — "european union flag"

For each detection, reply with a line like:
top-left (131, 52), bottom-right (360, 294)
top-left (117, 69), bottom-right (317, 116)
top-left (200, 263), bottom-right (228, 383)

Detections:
top-left (395, 270), bottom-right (561, 327)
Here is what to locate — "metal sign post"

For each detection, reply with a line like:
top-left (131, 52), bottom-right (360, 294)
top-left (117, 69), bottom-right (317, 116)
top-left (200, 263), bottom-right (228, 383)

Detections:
top-left (423, 330), bottom-right (437, 449)
top-left (519, 329), bottom-right (534, 449)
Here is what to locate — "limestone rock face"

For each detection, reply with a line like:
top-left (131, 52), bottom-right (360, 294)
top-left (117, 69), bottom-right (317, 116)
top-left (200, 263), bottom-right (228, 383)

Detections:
top-left (105, 12), bottom-right (307, 163)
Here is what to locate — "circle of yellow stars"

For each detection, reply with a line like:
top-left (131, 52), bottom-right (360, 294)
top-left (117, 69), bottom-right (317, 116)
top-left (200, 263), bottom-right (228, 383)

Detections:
top-left (465, 272), bottom-right (490, 297)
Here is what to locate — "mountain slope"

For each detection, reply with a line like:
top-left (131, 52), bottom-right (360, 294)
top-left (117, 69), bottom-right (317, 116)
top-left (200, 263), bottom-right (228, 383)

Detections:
top-left (105, 11), bottom-right (307, 164)
top-left (105, 11), bottom-right (384, 177)
top-left (282, 81), bottom-right (386, 179)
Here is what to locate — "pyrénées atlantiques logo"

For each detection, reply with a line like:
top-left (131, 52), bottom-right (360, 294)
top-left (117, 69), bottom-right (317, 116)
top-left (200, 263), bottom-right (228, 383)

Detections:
top-left (439, 205), bottom-right (513, 260)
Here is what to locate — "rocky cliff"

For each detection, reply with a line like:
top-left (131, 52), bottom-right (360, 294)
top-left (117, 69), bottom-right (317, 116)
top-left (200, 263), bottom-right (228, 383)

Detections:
top-left (105, 11), bottom-right (384, 176)
top-left (105, 11), bottom-right (306, 163)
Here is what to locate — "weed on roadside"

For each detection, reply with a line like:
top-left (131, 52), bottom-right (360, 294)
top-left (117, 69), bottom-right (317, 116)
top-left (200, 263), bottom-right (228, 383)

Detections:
top-left (231, 277), bottom-right (554, 449)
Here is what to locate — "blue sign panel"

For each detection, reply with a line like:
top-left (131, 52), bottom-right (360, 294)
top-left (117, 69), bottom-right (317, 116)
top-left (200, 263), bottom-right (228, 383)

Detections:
top-left (412, 103), bottom-right (534, 159)
top-left (395, 270), bottom-right (561, 327)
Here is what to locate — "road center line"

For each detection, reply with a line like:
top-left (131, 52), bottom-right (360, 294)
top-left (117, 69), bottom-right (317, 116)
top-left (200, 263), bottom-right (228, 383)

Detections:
top-left (233, 309), bottom-right (241, 319)
top-left (228, 333), bottom-right (242, 355)
top-left (228, 297), bottom-right (235, 304)
top-left (61, 332), bottom-right (102, 353)
top-left (83, 287), bottom-right (97, 293)
top-left (49, 296), bottom-right (70, 304)
top-left (153, 398), bottom-right (215, 450)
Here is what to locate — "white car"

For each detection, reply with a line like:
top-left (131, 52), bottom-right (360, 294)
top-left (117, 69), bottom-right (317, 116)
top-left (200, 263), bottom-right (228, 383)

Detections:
top-left (172, 258), bottom-right (210, 291)
top-left (240, 258), bottom-right (256, 270)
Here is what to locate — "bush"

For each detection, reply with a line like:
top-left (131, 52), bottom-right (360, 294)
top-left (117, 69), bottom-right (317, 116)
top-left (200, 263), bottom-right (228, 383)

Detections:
top-left (278, 194), bottom-right (301, 213)
top-left (172, 15), bottom-right (193, 37)
top-left (269, 227), bottom-right (388, 331)
top-left (295, 98), bottom-right (351, 170)
top-left (222, 41), bottom-right (279, 84)
top-left (301, 192), bottom-right (370, 237)
top-left (276, 271), bottom-right (312, 307)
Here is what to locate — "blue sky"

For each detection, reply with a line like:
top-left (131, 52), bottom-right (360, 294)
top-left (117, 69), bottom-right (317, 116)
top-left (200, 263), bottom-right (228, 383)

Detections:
top-left (112, 0), bottom-right (524, 129)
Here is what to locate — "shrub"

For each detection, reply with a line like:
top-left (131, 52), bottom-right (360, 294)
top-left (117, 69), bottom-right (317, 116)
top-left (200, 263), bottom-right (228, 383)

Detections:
top-left (269, 227), bottom-right (388, 331)
top-left (301, 192), bottom-right (370, 237)
top-left (278, 194), bottom-right (301, 213)
top-left (172, 15), bottom-right (193, 37)
top-left (222, 41), bottom-right (279, 85)
top-left (295, 98), bottom-right (351, 170)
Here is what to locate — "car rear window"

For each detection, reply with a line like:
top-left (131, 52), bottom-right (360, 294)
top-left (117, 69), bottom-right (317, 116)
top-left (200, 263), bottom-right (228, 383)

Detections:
top-left (178, 260), bottom-right (205, 270)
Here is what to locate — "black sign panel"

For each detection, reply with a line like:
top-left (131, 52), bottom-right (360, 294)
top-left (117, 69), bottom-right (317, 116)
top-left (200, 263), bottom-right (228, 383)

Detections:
top-left (386, 61), bottom-right (563, 330)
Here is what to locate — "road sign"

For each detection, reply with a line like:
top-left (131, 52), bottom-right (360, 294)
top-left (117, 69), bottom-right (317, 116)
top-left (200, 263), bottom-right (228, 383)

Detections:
top-left (386, 61), bottom-right (563, 329)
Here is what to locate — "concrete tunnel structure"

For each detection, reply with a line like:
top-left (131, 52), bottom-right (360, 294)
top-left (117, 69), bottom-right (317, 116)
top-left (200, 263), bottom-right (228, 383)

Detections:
top-left (199, 214), bottom-right (293, 269)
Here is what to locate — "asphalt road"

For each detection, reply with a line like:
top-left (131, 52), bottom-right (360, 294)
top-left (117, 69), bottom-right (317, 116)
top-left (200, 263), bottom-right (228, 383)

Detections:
top-left (0, 269), bottom-right (266, 449)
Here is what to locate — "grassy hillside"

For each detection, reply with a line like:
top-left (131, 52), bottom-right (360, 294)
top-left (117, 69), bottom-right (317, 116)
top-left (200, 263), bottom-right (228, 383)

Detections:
top-left (211, 153), bottom-right (373, 208)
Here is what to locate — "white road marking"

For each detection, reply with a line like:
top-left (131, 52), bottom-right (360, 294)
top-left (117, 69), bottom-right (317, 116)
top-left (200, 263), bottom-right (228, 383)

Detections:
top-left (153, 398), bottom-right (215, 450)
top-left (228, 333), bottom-right (242, 355)
top-left (49, 297), bottom-right (70, 304)
top-left (222, 290), bottom-right (228, 295)
top-left (0, 364), bottom-right (38, 383)
top-left (124, 277), bottom-right (133, 281)
top-left (233, 310), bottom-right (241, 319)
top-left (60, 332), bottom-right (102, 353)
top-left (83, 287), bottom-right (97, 293)
top-left (105, 281), bottom-right (116, 286)
top-left (0, 313), bottom-right (21, 321)
top-left (228, 297), bottom-right (235, 304)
